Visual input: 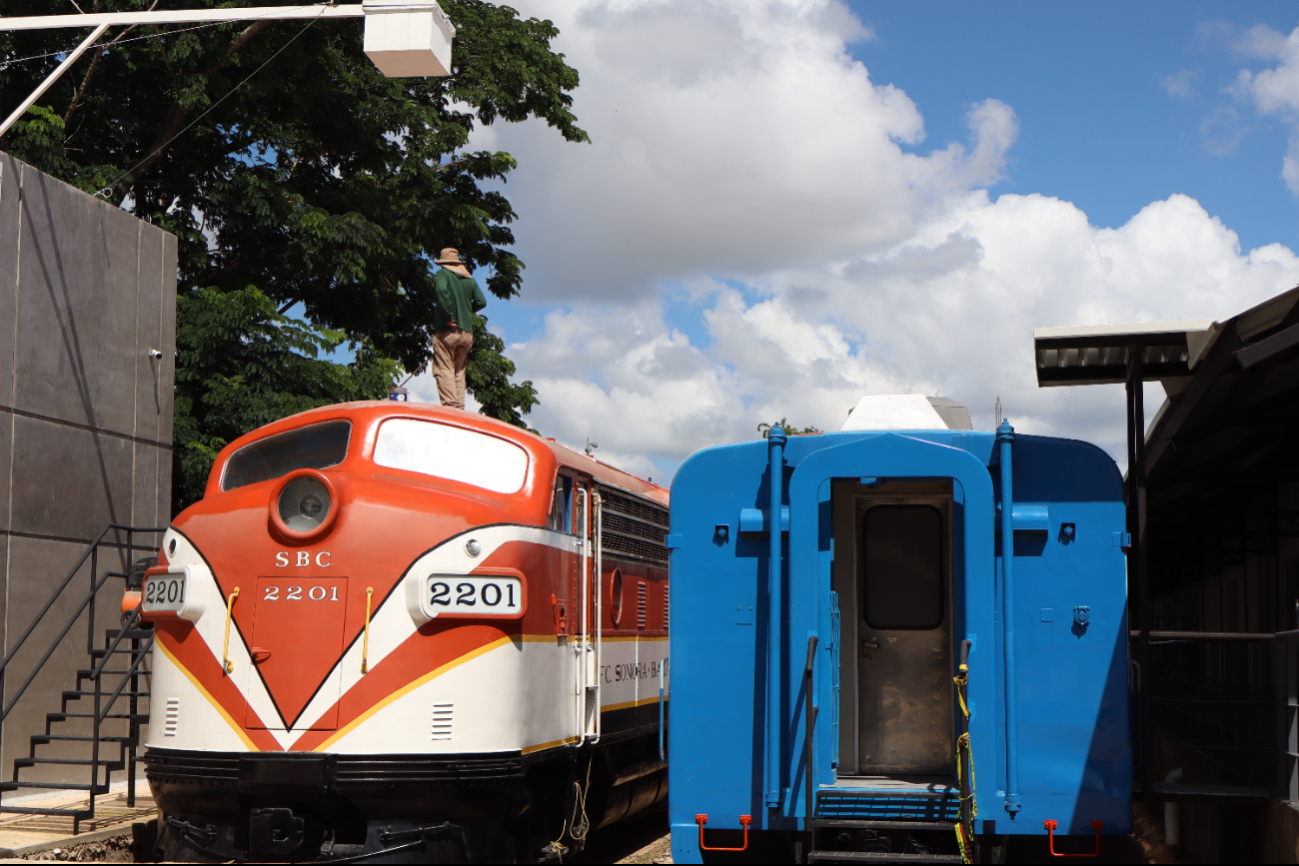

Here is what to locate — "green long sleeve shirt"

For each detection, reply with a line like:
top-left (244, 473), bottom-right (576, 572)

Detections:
top-left (433, 267), bottom-right (487, 333)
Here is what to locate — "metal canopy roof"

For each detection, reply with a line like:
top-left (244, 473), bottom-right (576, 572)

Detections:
top-left (1033, 319), bottom-right (1217, 386)
top-left (1140, 286), bottom-right (1299, 499)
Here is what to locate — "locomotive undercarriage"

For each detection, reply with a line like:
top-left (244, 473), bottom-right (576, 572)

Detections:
top-left (145, 732), bottom-right (667, 863)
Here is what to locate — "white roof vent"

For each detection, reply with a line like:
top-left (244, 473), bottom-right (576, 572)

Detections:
top-left (840, 395), bottom-right (973, 432)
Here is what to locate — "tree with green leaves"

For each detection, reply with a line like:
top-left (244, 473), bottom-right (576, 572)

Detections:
top-left (0, 0), bottom-right (584, 512)
top-left (757, 418), bottom-right (821, 438)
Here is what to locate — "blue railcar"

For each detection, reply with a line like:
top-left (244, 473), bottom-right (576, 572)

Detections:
top-left (666, 410), bottom-right (1131, 862)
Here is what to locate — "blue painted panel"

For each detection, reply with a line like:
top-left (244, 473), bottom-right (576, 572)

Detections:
top-left (1011, 503), bottom-right (1050, 532)
top-left (668, 427), bottom-right (1131, 843)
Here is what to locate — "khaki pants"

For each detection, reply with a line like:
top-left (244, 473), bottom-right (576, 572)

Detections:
top-left (432, 328), bottom-right (474, 409)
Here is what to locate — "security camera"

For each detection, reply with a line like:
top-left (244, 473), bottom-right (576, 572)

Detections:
top-left (148, 348), bottom-right (163, 360)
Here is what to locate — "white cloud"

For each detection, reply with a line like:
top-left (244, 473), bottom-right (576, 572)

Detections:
top-left (1230, 23), bottom-right (1299, 191)
top-left (463, 1), bottom-right (1299, 480)
top-left (496, 0), bottom-right (1017, 300)
top-left (1160, 69), bottom-right (1199, 98)
top-left (509, 190), bottom-right (1299, 474)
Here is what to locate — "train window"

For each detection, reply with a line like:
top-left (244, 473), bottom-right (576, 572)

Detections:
top-left (551, 476), bottom-right (573, 532)
top-left (861, 505), bottom-right (943, 630)
top-left (222, 421), bottom-right (351, 491)
top-left (373, 419), bottom-right (529, 494)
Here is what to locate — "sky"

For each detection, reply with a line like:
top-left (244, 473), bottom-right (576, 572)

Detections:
top-left (403, 0), bottom-right (1299, 482)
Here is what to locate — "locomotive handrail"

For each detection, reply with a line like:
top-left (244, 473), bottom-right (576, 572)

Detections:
top-left (221, 588), bottom-right (240, 674)
top-left (577, 487), bottom-right (590, 743)
top-left (361, 587), bottom-right (374, 674)
top-left (803, 634), bottom-right (818, 831)
top-left (997, 420), bottom-right (1022, 817)
top-left (766, 427), bottom-right (787, 810)
top-left (593, 492), bottom-right (603, 744)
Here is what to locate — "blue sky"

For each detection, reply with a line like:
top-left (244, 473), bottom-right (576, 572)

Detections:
top-left (405, 1), bottom-right (1299, 480)
top-left (848, 1), bottom-right (1299, 251)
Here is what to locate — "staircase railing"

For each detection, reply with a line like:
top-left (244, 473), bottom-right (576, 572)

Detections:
top-left (0, 524), bottom-right (164, 831)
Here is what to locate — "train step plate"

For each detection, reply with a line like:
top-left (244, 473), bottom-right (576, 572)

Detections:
top-left (812, 819), bottom-right (957, 833)
top-left (808, 853), bottom-right (962, 863)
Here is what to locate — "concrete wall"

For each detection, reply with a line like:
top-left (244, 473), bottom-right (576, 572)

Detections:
top-left (0, 153), bottom-right (175, 791)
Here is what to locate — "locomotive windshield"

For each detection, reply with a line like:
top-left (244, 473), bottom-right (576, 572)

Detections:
top-left (373, 418), bottom-right (529, 494)
top-left (222, 420), bottom-right (352, 491)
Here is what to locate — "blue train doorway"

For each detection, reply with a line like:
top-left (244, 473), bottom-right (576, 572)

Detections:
top-left (832, 479), bottom-right (957, 780)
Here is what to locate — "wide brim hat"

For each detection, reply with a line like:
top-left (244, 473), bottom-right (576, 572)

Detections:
top-left (435, 247), bottom-right (467, 265)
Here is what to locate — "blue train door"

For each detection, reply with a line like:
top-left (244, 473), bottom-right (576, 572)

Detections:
top-left (832, 479), bottom-right (955, 778)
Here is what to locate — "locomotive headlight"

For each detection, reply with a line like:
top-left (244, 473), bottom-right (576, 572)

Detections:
top-left (269, 469), bottom-right (340, 541)
top-left (279, 476), bottom-right (331, 532)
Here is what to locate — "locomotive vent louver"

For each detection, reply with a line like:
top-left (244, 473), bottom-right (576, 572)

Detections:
top-left (432, 702), bottom-right (453, 741)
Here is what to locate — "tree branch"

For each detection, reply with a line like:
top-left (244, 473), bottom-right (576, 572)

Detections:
top-left (63, 1), bottom-right (159, 130)
top-left (130, 19), bottom-right (273, 183)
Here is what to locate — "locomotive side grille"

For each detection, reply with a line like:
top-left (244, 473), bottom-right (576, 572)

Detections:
top-left (432, 702), bottom-right (453, 741)
top-left (142, 749), bottom-right (527, 785)
top-left (663, 586), bottom-right (669, 630)
top-left (637, 582), bottom-right (648, 630)
top-left (164, 697), bottom-right (179, 737)
top-left (600, 488), bottom-right (669, 566)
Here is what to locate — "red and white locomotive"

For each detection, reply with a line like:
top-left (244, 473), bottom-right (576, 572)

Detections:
top-left (135, 401), bottom-right (669, 862)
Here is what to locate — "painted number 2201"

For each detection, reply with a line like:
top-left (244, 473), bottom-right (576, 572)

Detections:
top-left (263, 585), bottom-right (340, 602)
top-left (424, 575), bottom-right (522, 616)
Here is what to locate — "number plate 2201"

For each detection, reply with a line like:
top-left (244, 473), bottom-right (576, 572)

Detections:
top-left (425, 575), bottom-right (523, 618)
top-left (143, 574), bottom-right (187, 613)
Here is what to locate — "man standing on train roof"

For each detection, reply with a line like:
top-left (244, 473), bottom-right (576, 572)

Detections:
top-left (431, 247), bottom-right (487, 410)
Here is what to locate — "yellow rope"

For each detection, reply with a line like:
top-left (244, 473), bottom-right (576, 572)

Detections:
top-left (956, 732), bottom-right (977, 818)
top-left (221, 587), bottom-right (240, 674)
top-left (954, 665), bottom-right (970, 720)
top-left (361, 586), bottom-right (374, 674)
top-left (953, 661), bottom-right (977, 863)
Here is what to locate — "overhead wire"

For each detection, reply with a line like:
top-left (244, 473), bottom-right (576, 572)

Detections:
top-left (92, 4), bottom-right (328, 199)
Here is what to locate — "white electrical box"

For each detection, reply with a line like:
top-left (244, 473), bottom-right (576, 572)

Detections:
top-left (362, 0), bottom-right (456, 78)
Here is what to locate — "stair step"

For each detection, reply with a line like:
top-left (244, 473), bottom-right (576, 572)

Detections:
top-left (88, 649), bottom-right (149, 660)
top-left (62, 690), bottom-right (149, 700)
top-left (104, 629), bottom-right (153, 641)
top-left (77, 669), bottom-right (151, 679)
top-left (0, 781), bottom-right (109, 793)
top-left (47, 712), bottom-right (148, 722)
top-left (812, 820), bottom-right (957, 833)
top-left (31, 734), bottom-right (136, 745)
top-left (14, 757), bottom-right (125, 769)
top-left (808, 853), bottom-right (962, 864)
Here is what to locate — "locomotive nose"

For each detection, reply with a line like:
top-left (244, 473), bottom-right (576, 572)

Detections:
top-left (269, 469), bottom-right (341, 542)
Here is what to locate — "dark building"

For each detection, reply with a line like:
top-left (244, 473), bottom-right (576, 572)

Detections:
top-left (0, 153), bottom-right (175, 792)
top-left (1036, 286), bottom-right (1299, 862)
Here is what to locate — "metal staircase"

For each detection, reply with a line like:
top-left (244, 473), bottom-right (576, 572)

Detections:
top-left (0, 525), bottom-right (163, 833)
